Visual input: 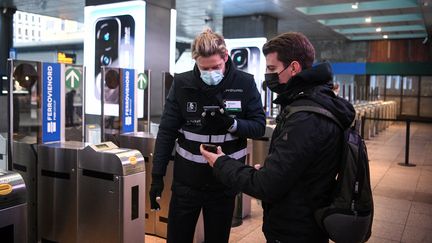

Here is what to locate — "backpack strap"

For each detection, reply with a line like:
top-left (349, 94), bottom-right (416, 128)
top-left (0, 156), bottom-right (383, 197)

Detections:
top-left (284, 105), bottom-right (344, 130)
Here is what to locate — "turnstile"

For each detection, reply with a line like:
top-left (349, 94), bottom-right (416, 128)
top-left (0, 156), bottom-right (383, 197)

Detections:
top-left (78, 142), bottom-right (146, 243)
top-left (12, 136), bottom-right (37, 243)
top-left (0, 170), bottom-right (27, 243)
top-left (37, 141), bottom-right (86, 243)
top-left (118, 131), bottom-right (250, 241)
top-left (118, 132), bottom-right (174, 238)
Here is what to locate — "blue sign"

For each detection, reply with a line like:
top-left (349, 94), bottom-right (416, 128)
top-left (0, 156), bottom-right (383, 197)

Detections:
top-left (331, 62), bottom-right (366, 75)
top-left (122, 68), bottom-right (135, 133)
top-left (42, 62), bottom-right (61, 143)
top-left (9, 48), bottom-right (16, 59)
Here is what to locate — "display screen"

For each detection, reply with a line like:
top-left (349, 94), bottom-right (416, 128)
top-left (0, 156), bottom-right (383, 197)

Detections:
top-left (84, 1), bottom-right (146, 117)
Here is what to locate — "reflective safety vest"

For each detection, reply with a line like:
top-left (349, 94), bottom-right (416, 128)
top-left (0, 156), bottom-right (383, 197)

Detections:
top-left (176, 129), bottom-right (247, 164)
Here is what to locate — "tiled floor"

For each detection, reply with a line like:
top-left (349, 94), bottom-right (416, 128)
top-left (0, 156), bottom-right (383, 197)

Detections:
top-left (146, 122), bottom-right (432, 243)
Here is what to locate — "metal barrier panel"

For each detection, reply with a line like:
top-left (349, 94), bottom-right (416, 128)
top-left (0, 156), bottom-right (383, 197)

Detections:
top-left (38, 142), bottom-right (85, 243)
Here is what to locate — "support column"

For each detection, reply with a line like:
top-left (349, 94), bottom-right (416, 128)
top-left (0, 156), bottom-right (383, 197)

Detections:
top-left (223, 14), bottom-right (277, 39)
top-left (0, 7), bottom-right (16, 77)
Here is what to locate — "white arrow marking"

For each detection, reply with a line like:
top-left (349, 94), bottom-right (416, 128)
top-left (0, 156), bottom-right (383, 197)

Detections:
top-left (66, 70), bottom-right (79, 88)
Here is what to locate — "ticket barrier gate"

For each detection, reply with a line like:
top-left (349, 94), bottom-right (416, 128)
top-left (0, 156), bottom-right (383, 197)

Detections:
top-left (37, 141), bottom-right (86, 243)
top-left (12, 136), bottom-right (37, 243)
top-left (0, 171), bottom-right (27, 243)
top-left (118, 132), bottom-right (206, 242)
top-left (118, 132), bottom-right (175, 238)
top-left (78, 142), bottom-right (145, 243)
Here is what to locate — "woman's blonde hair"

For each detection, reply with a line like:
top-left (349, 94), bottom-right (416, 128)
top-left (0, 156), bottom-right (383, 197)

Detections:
top-left (191, 28), bottom-right (227, 59)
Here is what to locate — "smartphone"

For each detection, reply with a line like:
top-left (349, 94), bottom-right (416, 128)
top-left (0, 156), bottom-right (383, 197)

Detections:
top-left (94, 15), bottom-right (135, 104)
top-left (230, 47), bottom-right (260, 75)
top-left (203, 144), bottom-right (218, 153)
top-left (202, 105), bottom-right (222, 116)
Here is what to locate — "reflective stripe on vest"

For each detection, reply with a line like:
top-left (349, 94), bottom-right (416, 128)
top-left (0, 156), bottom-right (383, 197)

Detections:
top-left (178, 129), bottom-right (238, 143)
top-left (175, 142), bottom-right (248, 164)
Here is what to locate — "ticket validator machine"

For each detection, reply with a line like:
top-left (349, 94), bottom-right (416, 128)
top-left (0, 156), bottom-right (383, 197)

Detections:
top-left (116, 70), bottom-right (177, 239)
top-left (95, 67), bottom-right (165, 237)
top-left (78, 141), bottom-right (145, 243)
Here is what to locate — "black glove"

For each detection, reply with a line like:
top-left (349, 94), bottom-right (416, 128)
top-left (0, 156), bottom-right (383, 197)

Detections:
top-left (201, 108), bottom-right (234, 133)
top-left (149, 174), bottom-right (164, 210)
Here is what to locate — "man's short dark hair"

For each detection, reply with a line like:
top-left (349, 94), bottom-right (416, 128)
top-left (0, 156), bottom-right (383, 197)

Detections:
top-left (263, 32), bottom-right (315, 69)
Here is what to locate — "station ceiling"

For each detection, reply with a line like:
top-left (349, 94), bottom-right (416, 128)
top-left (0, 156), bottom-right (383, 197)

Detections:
top-left (1, 0), bottom-right (431, 42)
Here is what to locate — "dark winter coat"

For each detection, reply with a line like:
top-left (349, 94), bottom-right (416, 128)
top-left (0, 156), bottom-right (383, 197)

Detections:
top-left (152, 57), bottom-right (265, 192)
top-left (213, 62), bottom-right (356, 242)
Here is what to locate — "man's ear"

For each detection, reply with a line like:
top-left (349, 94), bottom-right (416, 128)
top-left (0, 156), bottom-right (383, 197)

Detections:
top-left (291, 61), bottom-right (302, 74)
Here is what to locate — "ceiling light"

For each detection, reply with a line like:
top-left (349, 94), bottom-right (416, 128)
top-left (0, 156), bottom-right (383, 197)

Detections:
top-left (365, 17), bottom-right (372, 23)
top-left (352, 2), bottom-right (359, 9)
top-left (383, 35), bottom-right (388, 39)
top-left (376, 27), bottom-right (382, 32)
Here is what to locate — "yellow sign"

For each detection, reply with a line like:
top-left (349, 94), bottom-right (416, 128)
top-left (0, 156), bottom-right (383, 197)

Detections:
top-left (57, 52), bottom-right (75, 64)
top-left (129, 156), bottom-right (137, 165)
top-left (0, 183), bottom-right (13, 196)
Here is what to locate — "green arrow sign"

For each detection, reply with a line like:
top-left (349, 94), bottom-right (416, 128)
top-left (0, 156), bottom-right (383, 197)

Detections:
top-left (65, 68), bottom-right (81, 89)
top-left (137, 73), bottom-right (148, 90)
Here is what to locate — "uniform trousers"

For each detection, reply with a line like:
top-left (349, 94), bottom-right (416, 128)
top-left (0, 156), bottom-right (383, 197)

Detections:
top-left (167, 182), bottom-right (236, 243)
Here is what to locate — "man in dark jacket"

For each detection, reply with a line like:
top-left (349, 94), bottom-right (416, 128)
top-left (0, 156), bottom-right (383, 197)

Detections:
top-left (150, 28), bottom-right (265, 243)
top-left (201, 32), bottom-right (356, 243)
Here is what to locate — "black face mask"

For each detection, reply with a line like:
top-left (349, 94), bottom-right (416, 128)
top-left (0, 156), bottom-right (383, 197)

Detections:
top-left (264, 65), bottom-right (290, 94)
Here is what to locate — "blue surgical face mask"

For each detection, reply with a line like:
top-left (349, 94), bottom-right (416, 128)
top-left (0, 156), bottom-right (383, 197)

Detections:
top-left (200, 69), bottom-right (224, 86)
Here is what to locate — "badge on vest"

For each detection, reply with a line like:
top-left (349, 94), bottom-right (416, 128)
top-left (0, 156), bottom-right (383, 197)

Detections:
top-left (187, 102), bottom-right (197, 112)
top-left (224, 100), bottom-right (242, 112)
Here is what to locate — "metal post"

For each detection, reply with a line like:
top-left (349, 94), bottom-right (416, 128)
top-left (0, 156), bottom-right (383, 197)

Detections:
top-left (101, 66), bottom-right (105, 142)
top-left (7, 58), bottom-right (13, 170)
top-left (361, 115), bottom-right (366, 138)
top-left (82, 66), bottom-right (86, 142)
top-left (146, 69), bottom-right (151, 133)
top-left (398, 119), bottom-right (416, 167)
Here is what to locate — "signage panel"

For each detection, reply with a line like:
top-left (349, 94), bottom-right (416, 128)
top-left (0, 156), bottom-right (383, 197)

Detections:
top-left (42, 62), bottom-right (61, 143)
top-left (122, 68), bottom-right (134, 133)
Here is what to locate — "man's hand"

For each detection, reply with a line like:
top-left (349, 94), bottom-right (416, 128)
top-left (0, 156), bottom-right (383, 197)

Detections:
top-left (200, 144), bottom-right (225, 167)
top-left (149, 174), bottom-right (164, 211)
top-left (201, 108), bottom-right (234, 132)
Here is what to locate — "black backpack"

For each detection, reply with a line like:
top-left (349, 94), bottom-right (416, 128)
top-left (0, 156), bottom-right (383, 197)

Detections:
top-left (285, 105), bottom-right (374, 243)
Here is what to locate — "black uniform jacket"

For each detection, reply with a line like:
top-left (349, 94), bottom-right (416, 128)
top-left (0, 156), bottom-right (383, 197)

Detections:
top-left (213, 62), bottom-right (356, 242)
top-left (152, 57), bottom-right (265, 191)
